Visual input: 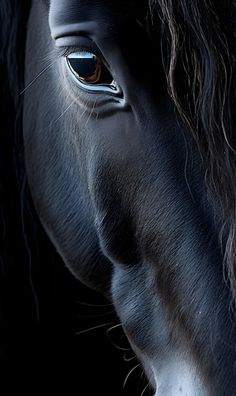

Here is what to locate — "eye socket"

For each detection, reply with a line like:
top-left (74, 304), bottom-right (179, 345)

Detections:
top-left (66, 51), bottom-right (120, 95)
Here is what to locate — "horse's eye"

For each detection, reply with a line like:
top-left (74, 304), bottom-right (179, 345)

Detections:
top-left (66, 51), bottom-right (119, 95)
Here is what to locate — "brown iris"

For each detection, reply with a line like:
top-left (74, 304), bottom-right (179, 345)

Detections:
top-left (67, 51), bottom-right (113, 85)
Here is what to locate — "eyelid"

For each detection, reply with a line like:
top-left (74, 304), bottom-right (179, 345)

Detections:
top-left (54, 34), bottom-right (116, 78)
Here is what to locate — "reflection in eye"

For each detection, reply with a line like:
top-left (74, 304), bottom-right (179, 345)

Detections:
top-left (66, 51), bottom-right (120, 95)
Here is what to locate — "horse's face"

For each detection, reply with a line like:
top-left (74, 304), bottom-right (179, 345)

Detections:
top-left (23, 0), bottom-right (236, 394)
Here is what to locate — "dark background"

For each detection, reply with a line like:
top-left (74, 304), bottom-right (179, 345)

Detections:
top-left (0, 192), bottom-right (145, 395)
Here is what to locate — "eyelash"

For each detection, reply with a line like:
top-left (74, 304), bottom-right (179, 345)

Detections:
top-left (57, 45), bottom-right (108, 68)
top-left (58, 46), bottom-right (86, 57)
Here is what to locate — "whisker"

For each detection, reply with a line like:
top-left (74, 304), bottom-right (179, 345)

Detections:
top-left (20, 61), bottom-right (55, 94)
top-left (140, 383), bottom-right (150, 396)
top-left (50, 100), bottom-right (76, 127)
top-left (75, 321), bottom-right (114, 336)
top-left (76, 309), bottom-right (115, 319)
top-left (50, 91), bottom-right (93, 129)
top-left (84, 98), bottom-right (97, 128)
top-left (108, 341), bottom-right (130, 352)
top-left (106, 323), bottom-right (123, 333)
top-left (75, 300), bottom-right (113, 308)
top-left (73, 96), bottom-right (92, 123)
top-left (123, 352), bottom-right (136, 362)
top-left (106, 322), bottom-right (131, 351)
top-left (123, 363), bottom-right (141, 389)
top-left (95, 108), bottom-right (100, 121)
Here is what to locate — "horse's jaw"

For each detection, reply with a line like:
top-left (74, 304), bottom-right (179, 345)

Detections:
top-left (151, 359), bottom-right (208, 396)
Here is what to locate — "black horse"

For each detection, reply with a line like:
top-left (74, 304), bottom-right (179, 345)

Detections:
top-left (1, 0), bottom-right (236, 394)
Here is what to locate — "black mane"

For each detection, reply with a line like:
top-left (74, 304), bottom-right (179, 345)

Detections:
top-left (0, 0), bottom-right (33, 355)
top-left (151, 0), bottom-right (236, 302)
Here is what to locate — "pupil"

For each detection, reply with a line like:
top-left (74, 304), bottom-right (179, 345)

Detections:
top-left (68, 57), bottom-right (97, 80)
